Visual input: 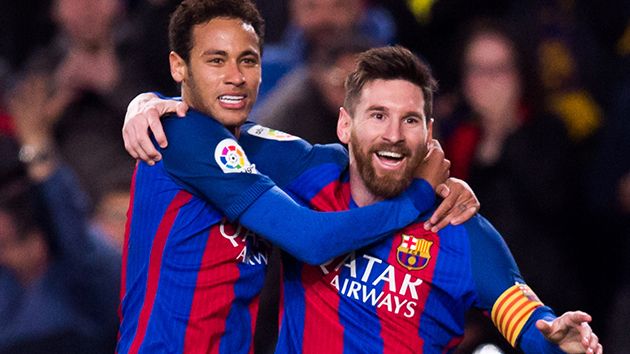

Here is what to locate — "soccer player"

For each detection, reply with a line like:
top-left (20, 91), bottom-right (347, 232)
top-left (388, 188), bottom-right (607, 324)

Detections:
top-left (117, 1), bottom-right (478, 353)
top-left (251, 47), bottom-right (601, 353)
top-left (125, 46), bottom-right (602, 353)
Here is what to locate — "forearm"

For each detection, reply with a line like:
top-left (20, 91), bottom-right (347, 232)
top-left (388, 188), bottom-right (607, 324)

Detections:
top-left (239, 179), bottom-right (435, 264)
top-left (37, 164), bottom-right (94, 259)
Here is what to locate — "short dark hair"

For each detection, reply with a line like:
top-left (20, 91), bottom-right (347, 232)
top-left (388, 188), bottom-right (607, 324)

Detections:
top-left (344, 46), bottom-right (437, 118)
top-left (168, 0), bottom-right (265, 63)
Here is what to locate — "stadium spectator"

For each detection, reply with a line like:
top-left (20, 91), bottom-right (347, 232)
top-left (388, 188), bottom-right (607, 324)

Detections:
top-left (255, 33), bottom-right (374, 144)
top-left (443, 19), bottom-right (584, 316)
top-left (9, 0), bottom-right (137, 202)
top-left (0, 81), bottom-right (120, 352)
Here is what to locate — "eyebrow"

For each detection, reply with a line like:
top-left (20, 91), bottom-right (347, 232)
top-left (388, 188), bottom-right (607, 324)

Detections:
top-left (201, 49), bottom-right (227, 57)
top-left (200, 49), bottom-right (260, 58)
top-left (366, 105), bottom-right (424, 118)
top-left (239, 49), bottom-right (260, 58)
top-left (366, 105), bottom-right (388, 112)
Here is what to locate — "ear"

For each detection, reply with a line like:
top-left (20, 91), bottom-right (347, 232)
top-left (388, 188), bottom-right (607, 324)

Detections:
top-left (337, 107), bottom-right (352, 144)
top-left (169, 51), bottom-right (187, 83)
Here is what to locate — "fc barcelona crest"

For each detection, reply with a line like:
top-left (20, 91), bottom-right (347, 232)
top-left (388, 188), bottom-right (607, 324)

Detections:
top-left (397, 234), bottom-right (433, 270)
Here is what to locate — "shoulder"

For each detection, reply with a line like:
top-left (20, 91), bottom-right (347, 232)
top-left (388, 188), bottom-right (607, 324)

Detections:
top-left (461, 214), bottom-right (506, 249)
top-left (163, 110), bottom-right (225, 136)
top-left (162, 110), bottom-right (239, 156)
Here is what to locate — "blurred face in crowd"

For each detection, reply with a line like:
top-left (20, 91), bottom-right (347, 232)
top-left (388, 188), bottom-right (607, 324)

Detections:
top-left (54, 0), bottom-right (122, 46)
top-left (462, 32), bottom-right (521, 119)
top-left (170, 18), bottom-right (262, 128)
top-left (0, 211), bottom-right (45, 276)
top-left (314, 53), bottom-right (359, 112)
top-left (291, 0), bottom-right (362, 45)
top-left (338, 79), bottom-right (429, 199)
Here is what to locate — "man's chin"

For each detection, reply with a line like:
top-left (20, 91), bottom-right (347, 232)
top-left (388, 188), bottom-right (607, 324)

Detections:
top-left (366, 176), bottom-right (412, 199)
top-left (213, 111), bottom-right (249, 127)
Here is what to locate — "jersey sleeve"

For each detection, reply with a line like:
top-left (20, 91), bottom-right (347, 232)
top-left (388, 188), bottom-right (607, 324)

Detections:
top-left (239, 178), bottom-right (435, 264)
top-left (239, 122), bottom-right (349, 190)
top-left (160, 111), bottom-right (276, 221)
top-left (465, 215), bottom-right (561, 352)
top-left (160, 113), bottom-right (436, 264)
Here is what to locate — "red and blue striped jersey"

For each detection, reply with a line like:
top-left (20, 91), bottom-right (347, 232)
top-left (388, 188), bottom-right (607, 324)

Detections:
top-left (118, 113), bottom-right (274, 354)
top-left (118, 114), bottom-right (436, 354)
top-left (240, 124), bottom-right (563, 354)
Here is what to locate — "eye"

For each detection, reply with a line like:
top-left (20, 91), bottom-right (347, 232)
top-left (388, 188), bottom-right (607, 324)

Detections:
top-left (207, 57), bottom-right (224, 64)
top-left (404, 116), bottom-right (421, 124)
top-left (242, 57), bottom-right (259, 65)
top-left (370, 112), bottom-right (385, 120)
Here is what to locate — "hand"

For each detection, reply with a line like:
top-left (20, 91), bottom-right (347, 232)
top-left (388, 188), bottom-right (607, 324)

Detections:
top-left (7, 73), bottom-right (72, 181)
top-left (536, 311), bottom-right (602, 354)
top-left (424, 178), bottom-right (480, 232)
top-left (55, 47), bottom-right (120, 94)
top-left (8, 73), bottom-right (73, 146)
top-left (414, 138), bottom-right (450, 190)
top-left (121, 92), bottom-right (188, 165)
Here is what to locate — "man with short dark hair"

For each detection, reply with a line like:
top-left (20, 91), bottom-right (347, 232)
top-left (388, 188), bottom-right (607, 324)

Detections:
top-left (117, 1), bottom-right (476, 353)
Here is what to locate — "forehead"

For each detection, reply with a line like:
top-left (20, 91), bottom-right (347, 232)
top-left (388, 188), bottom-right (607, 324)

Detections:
top-left (191, 17), bottom-right (260, 53)
top-left (357, 79), bottom-right (425, 113)
top-left (466, 34), bottom-right (513, 63)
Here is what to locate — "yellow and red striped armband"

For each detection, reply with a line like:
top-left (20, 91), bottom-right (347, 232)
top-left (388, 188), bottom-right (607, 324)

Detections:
top-left (491, 283), bottom-right (543, 347)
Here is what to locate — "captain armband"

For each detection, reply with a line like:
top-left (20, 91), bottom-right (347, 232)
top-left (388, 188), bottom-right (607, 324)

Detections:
top-left (491, 283), bottom-right (543, 347)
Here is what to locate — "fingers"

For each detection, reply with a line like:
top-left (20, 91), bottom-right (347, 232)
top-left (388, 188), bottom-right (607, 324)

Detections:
top-left (450, 203), bottom-right (479, 225)
top-left (176, 101), bottom-right (189, 117)
top-left (446, 178), bottom-right (480, 225)
top-left (426, 178), bottom-right (480, 231)
top-left (435, 183), bottom-right (450, 198)
top-left (135, 117), bottom-right (162, 164)
top-left (425, 187), bottom-right (456, 232)
top-left (122, 113), bottom-right (162, 164)
top-left (148, 108), bottom-right (168, 148)
top-left (585, 331), bottom-right (599, 354)
top-left (568, 311), bottom-right (592, 325)
top-left (122, 93), bottom-right (185, 164)
top-left (535, 319), bottom-right (553, 336)
top-left (576, 322), bottom-right (594, 350)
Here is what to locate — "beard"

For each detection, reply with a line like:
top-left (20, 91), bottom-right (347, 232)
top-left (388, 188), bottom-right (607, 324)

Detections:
top-left (351, 131), bottom-right (425, 199)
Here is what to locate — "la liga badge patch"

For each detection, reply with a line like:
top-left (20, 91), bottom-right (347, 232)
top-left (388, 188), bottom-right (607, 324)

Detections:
top-left (214, 138), bottom-right (257, 174)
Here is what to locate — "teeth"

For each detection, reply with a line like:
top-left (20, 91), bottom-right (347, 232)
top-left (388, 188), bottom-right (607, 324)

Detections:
top-left (219, 95), bottom-right (244, 103)
top-left (377, 151), bottom-right (403, 159)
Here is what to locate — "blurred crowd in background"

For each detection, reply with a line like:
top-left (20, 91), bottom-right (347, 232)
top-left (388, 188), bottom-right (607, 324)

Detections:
top-left (0, 0), bottom-right (628, 353)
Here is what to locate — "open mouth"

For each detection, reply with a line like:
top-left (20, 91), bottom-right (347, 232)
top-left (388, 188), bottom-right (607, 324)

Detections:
top-left (218, 95), bottom-right (246, 108)
top-left (374, 150), bottom-right (405, 168)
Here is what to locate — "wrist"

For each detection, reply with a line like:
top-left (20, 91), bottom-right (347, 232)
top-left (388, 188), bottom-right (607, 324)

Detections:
top-left (18, 144), bottom-right (59, 182)
top-left (18, 144), bottom-right (56, 165)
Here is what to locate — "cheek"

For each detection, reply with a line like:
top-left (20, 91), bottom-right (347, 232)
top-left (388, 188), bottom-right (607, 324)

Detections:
top-left (247, 69), bottom-right (262, 86)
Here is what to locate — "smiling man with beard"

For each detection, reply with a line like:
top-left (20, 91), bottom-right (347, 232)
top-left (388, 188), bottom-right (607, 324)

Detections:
top-left (238, 46), bottom-right (602, 354)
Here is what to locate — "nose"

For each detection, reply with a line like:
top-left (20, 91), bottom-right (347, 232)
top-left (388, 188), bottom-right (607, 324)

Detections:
top-left (225, 61), bottom-right (245, 86)
top-left (381, 119), bottom-right (403, 144)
